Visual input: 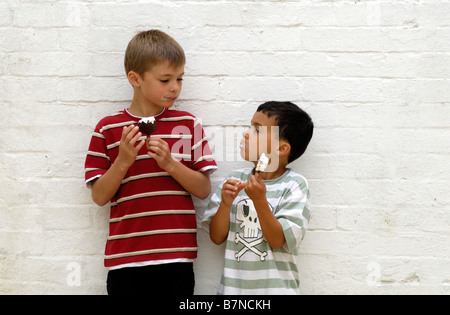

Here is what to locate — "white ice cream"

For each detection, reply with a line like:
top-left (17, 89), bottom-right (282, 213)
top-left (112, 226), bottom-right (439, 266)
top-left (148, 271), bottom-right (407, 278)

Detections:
top-left (255, 153), bottom-right (269, 172)
top-left (139, 116), bottom-right (155, 124)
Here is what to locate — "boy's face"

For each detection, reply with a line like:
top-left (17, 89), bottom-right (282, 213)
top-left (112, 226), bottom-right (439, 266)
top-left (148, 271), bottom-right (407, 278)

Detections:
top-left (240, 111), bottom-right (280, 171)
top-left (133, 60), bottom-right (185, 111)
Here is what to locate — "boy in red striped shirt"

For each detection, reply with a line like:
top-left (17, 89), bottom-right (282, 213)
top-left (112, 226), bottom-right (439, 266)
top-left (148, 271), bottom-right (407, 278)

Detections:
top-left (84, 30), bottom-right (217, 295)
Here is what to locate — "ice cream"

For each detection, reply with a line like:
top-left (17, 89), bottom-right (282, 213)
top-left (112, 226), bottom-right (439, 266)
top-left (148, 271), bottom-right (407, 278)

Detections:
top-left (255, 153), bottom-right (269, 173)
top-left (138, 116), bottom-right (156, 134)
top-left (138, 116), bottom-right (156, 149)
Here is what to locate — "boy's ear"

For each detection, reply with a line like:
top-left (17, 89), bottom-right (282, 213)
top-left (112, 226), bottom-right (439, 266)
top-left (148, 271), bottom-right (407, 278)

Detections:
top-left (127, 71), bottom-right (141, 87)
top-left (277, 140), bottom-right (291, 158)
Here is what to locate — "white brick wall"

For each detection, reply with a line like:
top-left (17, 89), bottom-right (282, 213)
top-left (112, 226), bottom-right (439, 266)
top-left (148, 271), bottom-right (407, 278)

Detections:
top-left (1, 0), bottom-right (449, 295)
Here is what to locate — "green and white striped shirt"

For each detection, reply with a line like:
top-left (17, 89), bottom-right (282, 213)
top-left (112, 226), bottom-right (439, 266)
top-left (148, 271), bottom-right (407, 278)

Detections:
top-left (202, 168), bottom-right (310, 295)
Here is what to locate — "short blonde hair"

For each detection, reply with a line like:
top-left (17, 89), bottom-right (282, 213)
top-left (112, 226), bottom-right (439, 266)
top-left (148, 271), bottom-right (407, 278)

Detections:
top-left (124, 30), bottom-right (186, 76)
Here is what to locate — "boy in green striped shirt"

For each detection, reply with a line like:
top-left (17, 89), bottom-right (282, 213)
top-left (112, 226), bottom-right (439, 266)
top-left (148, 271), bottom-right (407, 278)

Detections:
top-left (202, 101), bottom-right (314, 295)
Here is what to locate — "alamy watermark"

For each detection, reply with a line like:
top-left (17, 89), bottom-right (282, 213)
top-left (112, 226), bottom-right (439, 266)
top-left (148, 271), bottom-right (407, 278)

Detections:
top-left (366, 262), bottom-right (381, 287)
top-left (66, 262), bottom-right (81, 287)
top-left (168, 122), bottom-right (281, 172)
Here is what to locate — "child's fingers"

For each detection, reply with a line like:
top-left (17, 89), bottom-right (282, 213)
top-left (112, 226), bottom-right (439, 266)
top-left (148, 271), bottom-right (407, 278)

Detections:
top-left (254, 173), bottom-right (264, 183)
top-left (122, 125), bottom-right (140, 143)
top-left (248, 174), bottom-right (262, 186)
top-left (245, 176), bottom-right (258, 192)
top-left (222, 189), bottom-right (240, 204)
top-left (223, 189), bottom-right (237, 197)
top-left (237, 181), bottom-right (247, 191)
top-left (148, 145), bottom-right (161, 156)
top-left (148, 142), bottom-right (169, 156)
top-left (135, 139), bottom-right (146, 151)
top-left (128, 126), bottom-right (140, 140)
top-left (147, 136), bottom-right (162, 144)
top-left (148, 138), bottom-right (169, 150)
top-left (148, 138), bottom-right (163, 149)
top-left (223, 180), bottom-right (241, 191)
top-left (222, 183), bottom-right (235, 193)
top-left (121, 125), bottom-right (133, 140)
top-left (120, 126), bottom-right (145, 154)
top-left (148, 142), bottom-right (163, 153)
top-left (147, 150), bottom-right (157, 159)
top-left (246, 175), bottom-right (255, 187)
top-left (225, 179), bottom-right (242, 186)
top-left (129, 130), bottom-right (142, 146)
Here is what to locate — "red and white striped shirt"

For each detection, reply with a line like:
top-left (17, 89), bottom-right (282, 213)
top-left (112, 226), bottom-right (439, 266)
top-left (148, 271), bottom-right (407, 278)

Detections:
top-left (85, 108), bottom-right (217, 269)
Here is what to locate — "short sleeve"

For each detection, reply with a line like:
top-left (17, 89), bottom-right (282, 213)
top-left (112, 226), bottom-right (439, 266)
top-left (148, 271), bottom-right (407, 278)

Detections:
top-left (190, 118), bottom-right (217, 173)
top-left (84, 124), bottom-right (110, 187)
top-left (275, 177), bottom-right (310, 255)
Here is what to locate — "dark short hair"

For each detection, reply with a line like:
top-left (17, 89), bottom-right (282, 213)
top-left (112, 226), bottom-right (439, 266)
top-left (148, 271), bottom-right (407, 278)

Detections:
top-left (257, 101), bottom-right (314, 163)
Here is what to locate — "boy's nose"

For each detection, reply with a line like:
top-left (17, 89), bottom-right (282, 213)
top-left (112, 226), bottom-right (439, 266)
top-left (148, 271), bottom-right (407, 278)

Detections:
top-left (170, 82), bottom-right (179, 92)
top-left (243, 130), bottom-right (249, 138)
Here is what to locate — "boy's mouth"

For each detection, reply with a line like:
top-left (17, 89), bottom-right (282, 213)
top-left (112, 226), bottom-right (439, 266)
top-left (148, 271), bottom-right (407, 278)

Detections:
top-left (161, 97), bottom-right (177, 101)
top-left (240, 139), bottom-right (246, 149)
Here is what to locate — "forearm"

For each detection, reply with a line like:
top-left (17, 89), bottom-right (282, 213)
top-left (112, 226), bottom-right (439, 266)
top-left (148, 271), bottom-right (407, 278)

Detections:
top-left (91, 161), bottom-right (128, 206)
top-left (253, 199), bottom-right (286, 249)
top-left (165, 160), bottom-right (211, 199)
top-left (209, 202), bottom-right (231, 245)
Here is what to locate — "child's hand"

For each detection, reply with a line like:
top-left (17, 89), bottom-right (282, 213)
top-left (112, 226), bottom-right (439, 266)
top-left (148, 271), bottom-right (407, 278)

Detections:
top-left (221, 179), bottom-right (246, 207)
top-left (244, 174), bottom-right (267, 204)
top-left (116, 125), bottom-right (145, 170)
top-left (147, 137), bottom-right (176, 171)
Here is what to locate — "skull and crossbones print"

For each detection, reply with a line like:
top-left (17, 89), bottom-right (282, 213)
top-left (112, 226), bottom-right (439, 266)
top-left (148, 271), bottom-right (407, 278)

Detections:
top-left (234, 198), bottom-right (268, 262)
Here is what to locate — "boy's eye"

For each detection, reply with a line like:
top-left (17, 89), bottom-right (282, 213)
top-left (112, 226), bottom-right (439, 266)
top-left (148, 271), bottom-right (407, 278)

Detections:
top-left (160, 78), bottom-right (183, 83)
top-left (251, 126), bottom-right (260, 133)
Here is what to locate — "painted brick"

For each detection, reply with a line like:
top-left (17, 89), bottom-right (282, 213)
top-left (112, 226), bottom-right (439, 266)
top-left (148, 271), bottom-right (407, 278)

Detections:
top-left (1, 0), bottom-right (449, 295)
